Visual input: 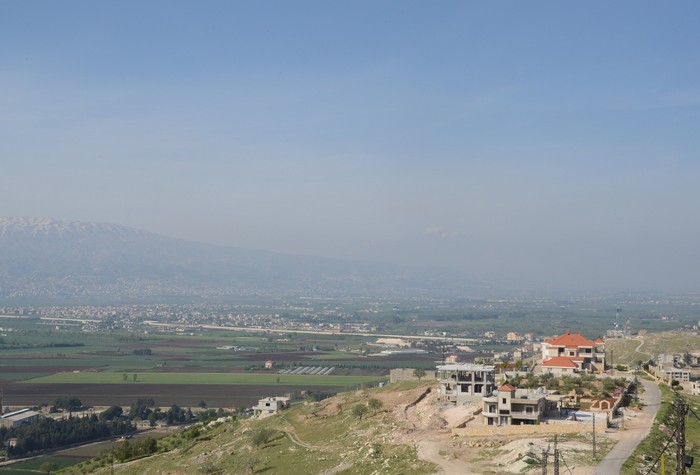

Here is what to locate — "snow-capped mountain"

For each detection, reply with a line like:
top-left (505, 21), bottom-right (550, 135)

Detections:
top-left (0, 218), bottom-right (469, 303)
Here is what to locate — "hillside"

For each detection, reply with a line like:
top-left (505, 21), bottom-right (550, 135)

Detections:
top-left (60, 381), bottom-right (609, 475)
top-left (605, 332), bottom-right (700, 366)
top-left (0, 217), bottom-right (473, 303)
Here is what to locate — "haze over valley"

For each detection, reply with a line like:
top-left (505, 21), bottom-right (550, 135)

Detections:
top-left (2, 3), bottom-right (700, 474)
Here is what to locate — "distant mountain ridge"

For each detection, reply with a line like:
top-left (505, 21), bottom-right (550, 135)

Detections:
top-left (0, 217), bottom-right (474, 303)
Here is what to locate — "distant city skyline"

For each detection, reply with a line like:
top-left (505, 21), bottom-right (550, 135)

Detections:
top-left (2, 2), bottom-right (700, 292)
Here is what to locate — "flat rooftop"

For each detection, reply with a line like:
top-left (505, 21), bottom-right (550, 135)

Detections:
top-left (436, 364), bottom-right (495, 371)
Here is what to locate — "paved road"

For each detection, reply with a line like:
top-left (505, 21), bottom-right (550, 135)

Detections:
top-left (594, 379), bottom-right (661, 474)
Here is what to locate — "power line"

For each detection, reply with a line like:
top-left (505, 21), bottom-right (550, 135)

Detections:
top-left (676, 396), bottom-right (687, 475)
top-left (644, 428), bottom-right (677, 475)
top-left (559, 451), bottom-right (575, 475)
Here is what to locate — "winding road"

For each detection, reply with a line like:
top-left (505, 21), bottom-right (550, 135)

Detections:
top-left (594, 379), bottom-right (661, 474)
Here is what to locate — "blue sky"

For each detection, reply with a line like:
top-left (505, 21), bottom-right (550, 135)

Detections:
top-left (2, 1), bottom-right (700, 291)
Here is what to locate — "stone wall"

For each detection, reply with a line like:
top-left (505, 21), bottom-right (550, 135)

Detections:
top-left (452, 419), bottom-right (606, 438)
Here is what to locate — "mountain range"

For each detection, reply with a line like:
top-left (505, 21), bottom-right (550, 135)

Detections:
top-left (0, 217), bottom-right (475, 303)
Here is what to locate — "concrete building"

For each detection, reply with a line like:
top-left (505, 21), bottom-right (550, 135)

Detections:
top-left (1, 409), bottom-right (41, 428)
top-left (444, 354), bottom-right (459, 364)
top-left (662, 367), bottom-right (691, 382)
top-left (657, 353), bottom-right (692, 382)
top-left (482, 384), bottom-right (548, 426)
top-left (541, 331), bottom-right (605, 372)
top-left (254, 397), bottom-right (290, 417)
top-left (436, 363), bottom-right (495, 405)
top-left (690, 381), bottom-right (700, 396)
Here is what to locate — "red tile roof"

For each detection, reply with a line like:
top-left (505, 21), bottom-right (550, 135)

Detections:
top-left (498, 383), bottom-right (517, 392)
top-left (542, 357), bottom-right (579, 368)
top-left (544, 331), bottom-right (596, 348)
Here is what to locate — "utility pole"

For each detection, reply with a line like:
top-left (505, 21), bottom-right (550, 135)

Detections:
top-left (553, 435), bottom-right (560, 475)
top-left (676, 397), bottom-right (688, 475)
top-left (542, 444), bottom-right (549, 475)
top-left (610, 350), bottom-right (614, 375)
top-left (592, 414), bottom-right (597, 461)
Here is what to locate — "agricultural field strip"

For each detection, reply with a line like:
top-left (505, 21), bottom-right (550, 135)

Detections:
top-left (143, 321), bottom-right (479, 343)
top-left (21, 372), bottom-right (386, 386)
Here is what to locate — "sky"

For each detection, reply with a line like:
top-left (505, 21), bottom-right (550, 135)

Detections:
top-left (2, 1), bottom-right (700, 292)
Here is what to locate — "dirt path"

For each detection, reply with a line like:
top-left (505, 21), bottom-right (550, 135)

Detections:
top-left (283, 428), bottom-right (319, 450)
top-left (416, 434), bottom-right (467, 474)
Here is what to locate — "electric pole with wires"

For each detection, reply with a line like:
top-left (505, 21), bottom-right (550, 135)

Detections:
top-left (675, 396), bottom-right (688, 475)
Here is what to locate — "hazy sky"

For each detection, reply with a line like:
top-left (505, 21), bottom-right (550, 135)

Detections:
top-left (2, 1), bottom-right (700, 292)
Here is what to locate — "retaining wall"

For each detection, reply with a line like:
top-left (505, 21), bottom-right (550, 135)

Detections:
top-left (452, 420), bottom-right (606, 438)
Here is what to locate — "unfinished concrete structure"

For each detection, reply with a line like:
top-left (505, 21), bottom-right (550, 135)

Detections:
top-left (482, 384), bottom-right (563, 426)
top-left (436, 363), bottom-right (495, 405)
top-left (254, 396), bottom-right (290, 417)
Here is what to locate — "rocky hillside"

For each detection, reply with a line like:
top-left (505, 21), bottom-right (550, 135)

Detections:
top-left (59, 381), bottom-right (607, 475)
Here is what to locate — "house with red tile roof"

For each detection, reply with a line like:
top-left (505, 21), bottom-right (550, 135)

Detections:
top-left (541, 331), bottom-right (606, 374)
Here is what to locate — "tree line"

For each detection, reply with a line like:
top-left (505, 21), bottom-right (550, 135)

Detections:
top-left (1, 414), bottom-right (133, 457)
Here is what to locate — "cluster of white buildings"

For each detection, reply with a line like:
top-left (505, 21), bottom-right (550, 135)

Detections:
top-left (435, 331), bottom-right (612, 427)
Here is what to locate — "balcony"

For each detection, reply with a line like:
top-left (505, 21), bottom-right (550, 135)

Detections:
top-left (510, 411), bottom-right (539, 419)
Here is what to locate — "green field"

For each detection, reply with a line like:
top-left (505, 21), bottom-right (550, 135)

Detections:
top-left (0, 455), bottom-right (83, 474)
top-left (23, 372), bottom-right (386, 386)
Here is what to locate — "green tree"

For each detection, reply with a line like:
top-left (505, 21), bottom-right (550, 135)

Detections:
top-left (367, 398), bottom-right (383, 414)
top-left (413, 368), bottom-right (426, 381)
top-left (132, 373), bottom-right (138, 382)
top-left (250, 427), bottom-right (275, 449)
top-left (352, 404), bottom-right (368, 420)
top-left (143, 436), bottom-right (158, 454)
top-left (99, 405), bottom-right (124, 421)
top-left (54, 396), bottom-right (82, 411)
top-left (122, 373), bottom-right (128, 382)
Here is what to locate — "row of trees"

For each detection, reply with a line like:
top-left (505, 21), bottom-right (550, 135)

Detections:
top-left (123, 398), bottom-right (229, 425)
top-left (1, 414), bottom-right (133, 457)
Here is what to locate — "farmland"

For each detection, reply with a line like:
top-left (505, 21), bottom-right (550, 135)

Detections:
top-left (0, 316), bottom-right (412, 409)
top-left (24, 372), bottom-right (385, 386)
top-left (1, 293), bottom-right (700, 411)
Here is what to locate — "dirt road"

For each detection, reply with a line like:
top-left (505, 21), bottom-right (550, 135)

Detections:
top-left (594, 379), bottom-right (661, 474)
